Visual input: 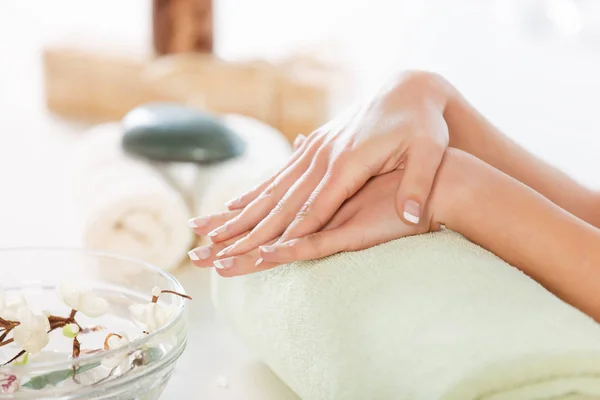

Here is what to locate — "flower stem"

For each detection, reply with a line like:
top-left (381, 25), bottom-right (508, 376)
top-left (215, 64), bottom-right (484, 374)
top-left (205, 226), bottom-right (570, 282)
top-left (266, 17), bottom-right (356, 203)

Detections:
top-left (160, 290), bottom-right (192, 300)
top-left (1, 350), bottom-right (25, 366)
top-left (103, 333), bottom-right (123, 350)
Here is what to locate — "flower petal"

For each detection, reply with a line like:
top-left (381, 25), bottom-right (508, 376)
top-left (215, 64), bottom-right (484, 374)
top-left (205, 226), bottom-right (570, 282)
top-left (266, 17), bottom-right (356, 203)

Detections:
top-left (57, 281), bottom-right (81, 310)
top-left (80, 295), bottom-right (109, 318)
top-left (129, 304), bottom-right (146, 322)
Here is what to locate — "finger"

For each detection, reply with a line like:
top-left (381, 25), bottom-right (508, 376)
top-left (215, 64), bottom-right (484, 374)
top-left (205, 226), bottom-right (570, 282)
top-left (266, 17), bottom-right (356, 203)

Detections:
top-left (258, 227), bottom-right (355, 264)
top-left (278, 157), bottom-right (373, 243)
top-left (188, 209), bottom-right (242, 235)
top-left (225, 131), bottom-right (315, 210)
top-left (216, 156), bottom-right (328, 257)
top-left (208, 140), bottom-right (323, 243)
top-left (213, 239), bottom-right (280, 277)
top-left (395, 139), bottom-right (445, 225)
top-left (188, 232), bottom-right (247, 267)
top-left (293, 133), bottom-right (306, 151)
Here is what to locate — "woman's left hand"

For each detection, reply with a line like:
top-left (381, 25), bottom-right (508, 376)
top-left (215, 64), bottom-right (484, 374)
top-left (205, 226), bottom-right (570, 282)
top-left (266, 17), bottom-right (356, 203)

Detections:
top-left (188, 169), bottom-right (440, 276)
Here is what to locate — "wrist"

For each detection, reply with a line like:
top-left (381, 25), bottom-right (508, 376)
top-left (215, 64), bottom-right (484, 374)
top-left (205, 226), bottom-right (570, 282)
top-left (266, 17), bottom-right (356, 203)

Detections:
top-left (390, 70), bottom-right (455, 112)
top-left (428, 148), bottom-right (477, 231)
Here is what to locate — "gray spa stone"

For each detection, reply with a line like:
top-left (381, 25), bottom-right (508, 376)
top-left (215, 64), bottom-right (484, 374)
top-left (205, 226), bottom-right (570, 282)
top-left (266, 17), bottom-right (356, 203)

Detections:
top-left (121, 103), bottom-right (245, 163)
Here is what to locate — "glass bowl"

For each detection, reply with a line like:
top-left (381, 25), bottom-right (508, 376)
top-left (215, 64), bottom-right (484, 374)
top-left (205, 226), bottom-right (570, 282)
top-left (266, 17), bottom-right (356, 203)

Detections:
top-left (0, 248), bottom-right (189, 399)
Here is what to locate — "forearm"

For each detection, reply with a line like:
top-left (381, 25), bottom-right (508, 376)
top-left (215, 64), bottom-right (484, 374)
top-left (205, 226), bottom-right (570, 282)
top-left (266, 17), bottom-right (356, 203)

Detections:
top-left (433, 149), bottom-right (600, 320)
top-left (418, 73), bottom-right (600, 226)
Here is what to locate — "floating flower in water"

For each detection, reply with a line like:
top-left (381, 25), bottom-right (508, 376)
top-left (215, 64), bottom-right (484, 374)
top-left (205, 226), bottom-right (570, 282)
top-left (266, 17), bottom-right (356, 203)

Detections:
top-left (0, 283), bottom-right (191, 393)
top-left (0, 291), bottom-right (28, 321)
top-left (56, 282), bottom-right (108, 318)
top-left (12, 308), bottom-right (50, 354)
top-left (101, 333), bottom-right (130, 371)
top-left (129, 303), bottom-right (178, 333)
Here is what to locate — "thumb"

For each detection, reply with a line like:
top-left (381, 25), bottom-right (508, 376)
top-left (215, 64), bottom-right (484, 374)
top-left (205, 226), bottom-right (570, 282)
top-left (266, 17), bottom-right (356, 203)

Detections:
top-left (396, 140), bottom-right (445, 225)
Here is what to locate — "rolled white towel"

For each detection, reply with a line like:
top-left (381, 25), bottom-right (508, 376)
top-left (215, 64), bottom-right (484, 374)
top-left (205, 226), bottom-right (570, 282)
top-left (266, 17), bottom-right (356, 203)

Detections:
top-left (212, 230), bottom-right (600, 399)
top-left (71, 123), bottom-right (194, 271)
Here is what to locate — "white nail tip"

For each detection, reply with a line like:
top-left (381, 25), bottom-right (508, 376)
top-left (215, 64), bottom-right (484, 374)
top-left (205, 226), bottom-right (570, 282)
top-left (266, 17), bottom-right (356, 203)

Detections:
top-left (208, 225), bottom-right (227, 237)
top-left (188, 250), bottom-right (200, 261)
top-left (403, 211), bottom-right (420, 224)
top-left (214, 259), bottom-right (233, 270)
top-left (216, 247), bottom-right (230, 257)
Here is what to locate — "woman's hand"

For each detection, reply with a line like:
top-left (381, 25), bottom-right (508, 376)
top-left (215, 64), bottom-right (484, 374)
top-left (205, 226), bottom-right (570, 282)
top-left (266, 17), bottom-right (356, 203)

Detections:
top-left (188, 169), bottom-right (439, 276)
top-left (198, 71), bottom-right (452, 259)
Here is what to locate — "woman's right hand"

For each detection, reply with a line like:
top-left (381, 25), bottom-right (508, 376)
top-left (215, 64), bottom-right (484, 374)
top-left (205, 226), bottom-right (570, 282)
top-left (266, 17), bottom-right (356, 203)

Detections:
top-left (199, 71), bottom-right (454, 259)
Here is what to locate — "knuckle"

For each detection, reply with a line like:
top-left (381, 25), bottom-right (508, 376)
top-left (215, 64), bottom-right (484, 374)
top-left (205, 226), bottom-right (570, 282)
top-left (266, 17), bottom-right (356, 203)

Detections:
top-left (268, 199), bottom-right (291, 219)
top-left (296, 200), bottom-right (327, 228)
top-left (261, 182), bottom-right (277, 198)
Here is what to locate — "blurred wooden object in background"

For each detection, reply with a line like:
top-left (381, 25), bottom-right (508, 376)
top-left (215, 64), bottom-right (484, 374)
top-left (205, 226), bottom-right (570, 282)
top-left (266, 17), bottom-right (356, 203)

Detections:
top-left (42, 48), bottom-right (346, 143)
top-left (153, 0), bottom-right (213, 55)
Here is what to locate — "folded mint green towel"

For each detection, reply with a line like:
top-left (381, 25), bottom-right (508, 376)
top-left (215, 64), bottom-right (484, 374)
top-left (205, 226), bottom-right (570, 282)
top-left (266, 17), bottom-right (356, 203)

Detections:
top-left (212, 230), bottom-right (600, 400)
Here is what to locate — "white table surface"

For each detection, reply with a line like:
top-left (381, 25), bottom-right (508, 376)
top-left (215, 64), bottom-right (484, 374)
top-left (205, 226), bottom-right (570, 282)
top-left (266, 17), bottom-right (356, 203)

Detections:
top-left (2, 1), bottom-right (600, 398)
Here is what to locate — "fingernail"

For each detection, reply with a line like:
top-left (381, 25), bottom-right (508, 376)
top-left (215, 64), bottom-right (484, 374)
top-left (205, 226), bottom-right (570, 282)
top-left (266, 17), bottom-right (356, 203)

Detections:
top-left (225, 198), bottom-right (240, 208)
top-left (216, 244), bottom-right (234, 258)
top-left (208, 224), bottom-right (227, 237)
top-left (403, 200), bottom-right (421, 224)
top-left (214, 258), bottom-right (235, 270)
top-left (188, 216), bottom-right (209, 229)
top-left (259, 245), bottom-right (276, 253)
top-left (255, 257), bottom-right (263, 266)
top-left (189, 246), bottom-right (211, 261)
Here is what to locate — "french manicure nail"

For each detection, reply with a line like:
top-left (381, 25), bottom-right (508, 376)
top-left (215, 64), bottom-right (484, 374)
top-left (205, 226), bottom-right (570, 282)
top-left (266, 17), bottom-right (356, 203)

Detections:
top-left (225, 198), bottom-right (240, 208)
top-left (214, 258), bottom-right (235, 270)
top-left (208, 224), bottom-right (227, 237)
top-left (259, 245), bottom-right (276, 253)
top-left (217, 244), bottom-right (234, 258)
top-left (403, 200), bottom-right (421, 224)
top-left (255, 257), bottom-right (264, 267)
top-left (188, 246), bottom-right (211, 261)
top-left (188, 216), bottom-right (209, 229)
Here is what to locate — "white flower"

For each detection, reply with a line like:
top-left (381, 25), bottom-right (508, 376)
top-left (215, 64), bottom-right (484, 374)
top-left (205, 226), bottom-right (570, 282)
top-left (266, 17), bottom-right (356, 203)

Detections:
top-left (0, 291), bottom-right (28, 321)
top-left (57, 282), bottom-right (109, 318)
top-left (129, 303), bottom-right (177, 333)
top-left (12, 308), bottom-right (50, 353)
top-left (101, 333), bottom-right (130, 371)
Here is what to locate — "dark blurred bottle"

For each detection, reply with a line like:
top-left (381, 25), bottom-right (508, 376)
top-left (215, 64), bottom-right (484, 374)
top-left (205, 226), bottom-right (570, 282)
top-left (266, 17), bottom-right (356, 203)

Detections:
top-left (153, 0), bottom-right (213, 55)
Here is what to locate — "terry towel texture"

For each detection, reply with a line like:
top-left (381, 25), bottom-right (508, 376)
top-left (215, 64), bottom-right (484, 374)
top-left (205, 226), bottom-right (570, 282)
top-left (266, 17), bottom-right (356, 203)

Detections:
top-left (212, 230), bottom-right (600, 400)
top-left (71, 123), bottom-right (194, 271)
